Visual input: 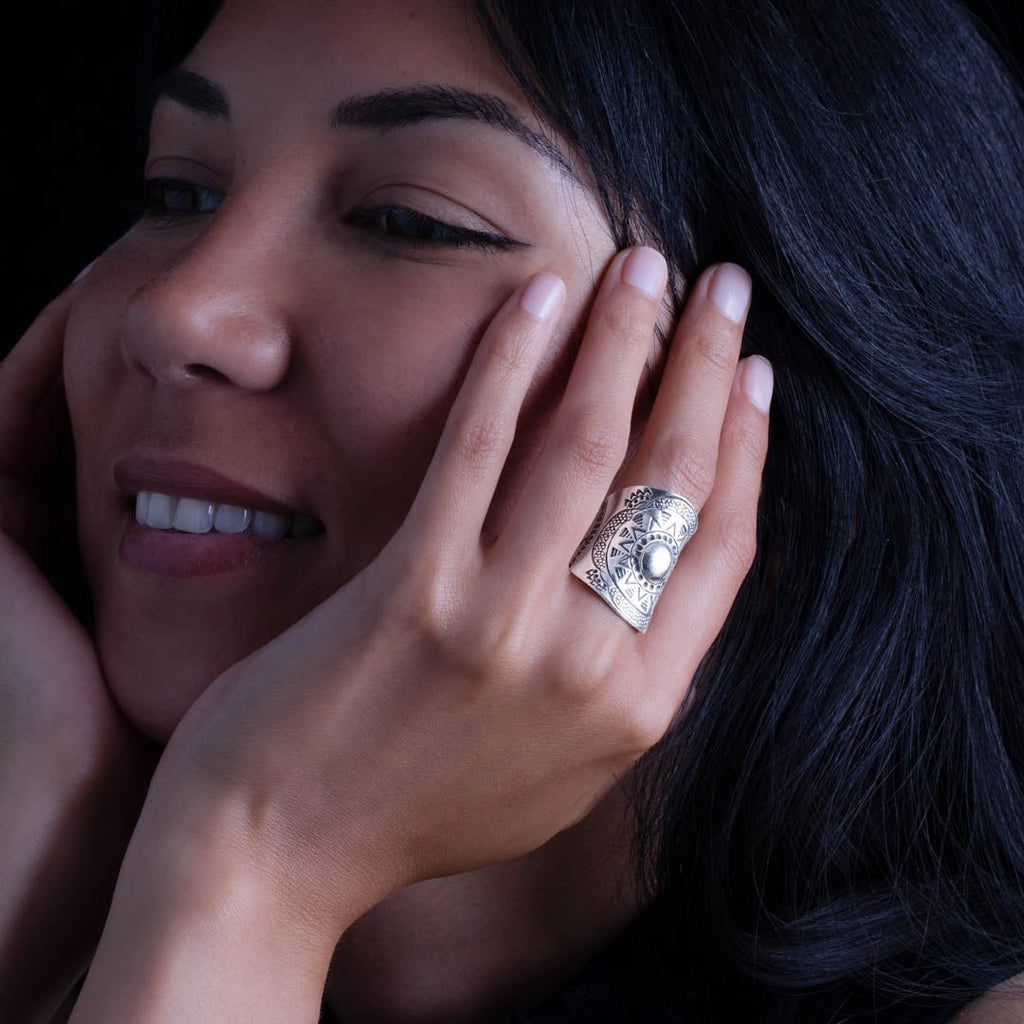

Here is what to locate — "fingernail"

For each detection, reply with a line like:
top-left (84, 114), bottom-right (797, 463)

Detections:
top-left (621, 246), bottom-right (667, 300)
top-left (73, 261), bottom-right (95, 284)
top-left (740, 355), bottom-right (774, 414)
top-left (708, 264), bottom-right (751, 323)
top-left (520, 272), bottom-right (565, 321)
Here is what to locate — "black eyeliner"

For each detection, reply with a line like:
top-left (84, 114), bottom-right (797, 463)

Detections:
top-left (348, 205), bottom-right (528, 252)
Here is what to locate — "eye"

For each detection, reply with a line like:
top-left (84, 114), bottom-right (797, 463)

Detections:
top-left (143, 178), bottom-right (224, 219)
top-left (347, 205), bottom-right (526, 252)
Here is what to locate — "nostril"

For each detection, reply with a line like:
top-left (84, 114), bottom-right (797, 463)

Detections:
top-left (183, 363), bottom-right (230, 382)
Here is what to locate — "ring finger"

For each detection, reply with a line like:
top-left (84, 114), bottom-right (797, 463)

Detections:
top-left (624, 263), bottom-right (752, 506)
top-left (568, 263), bottom-right (754, 633)
top-left (499, 246), bottom-right (668, 566)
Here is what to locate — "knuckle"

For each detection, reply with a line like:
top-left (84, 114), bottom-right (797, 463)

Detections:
top-left (402, 576), bottom-right (536, 689)
top-left (398, 557), bottom-right (461, 645)
top-left (597, 300), bottom-right (650, 347)
top-left (694, 322), bottom-right (739, 376)
top-left (565, 417), bottom-right (626, 480)
top-left (721, 408), bottom-right (768, 466)
top-left (620, 695), bottom-right (675, 753)
top-left (652, 432), bottom-right (716, 504)
top-left (455, 414), bottom-right (506, 469)
top-left (489, 323), bottom-right (533, 379)
top-left (551, 652), bottom-right (603, 704)
top-left (550, 632), bottom-right (620, 704)
top-left (716, 507), bottom-right (758, 576)
top-left (465, 602), bottom-right (534, 679)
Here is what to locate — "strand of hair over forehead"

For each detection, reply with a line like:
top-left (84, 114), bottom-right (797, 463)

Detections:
top-left (475, 0), bottom-right (1024, 1019)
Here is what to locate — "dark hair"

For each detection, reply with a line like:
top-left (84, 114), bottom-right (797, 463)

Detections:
top-left (146, 1), bottom-right (1024, 1019)
top-left (471, 1), bottom-right (1024, 1019)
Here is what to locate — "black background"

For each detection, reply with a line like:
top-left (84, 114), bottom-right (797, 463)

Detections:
top-left (4, 1), bottom-right (1021, 351)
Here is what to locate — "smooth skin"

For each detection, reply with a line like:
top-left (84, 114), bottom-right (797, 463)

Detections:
top-left (0, 288), bottom-right (154, 1024)
top-left (4, 1), bottom-right (1018, 1020)
top-left (1, 255), bottom-right (769, 1022)
top-left (1, 1), bottom-right (772, 1020)
top-left (68, 250), bottom-right (770, 1020)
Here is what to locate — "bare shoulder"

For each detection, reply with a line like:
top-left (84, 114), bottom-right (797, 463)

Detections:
top-left (951, 973), bottom-right (1024, 1023)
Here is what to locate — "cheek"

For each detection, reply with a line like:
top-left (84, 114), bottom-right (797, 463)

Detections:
top-left (63, 235), bottom-right (177, 451)
top-left (302, 261), bottom-right (524, 503)
top-left (309, 259), bottom-right (519, 404)
top-left (64, 282), bottom-right (125, 444)
top-left (63, 256), bottom-right (144, 583)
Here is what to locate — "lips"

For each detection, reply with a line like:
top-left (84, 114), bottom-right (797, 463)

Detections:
top-left (113, 454), bottom-right (316, 517)
top-left (113, 454), bottom-right (325, 577)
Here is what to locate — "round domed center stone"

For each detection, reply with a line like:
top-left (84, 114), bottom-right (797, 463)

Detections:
top-left (641, 541), bottom-right (673, 580)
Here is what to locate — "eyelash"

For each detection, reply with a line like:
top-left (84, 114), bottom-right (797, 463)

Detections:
top-left (347, 205), bottom-right (523, 251)
top-left (143, 178), bottom-right (223, 221)
top-left (142, 178), bottom-right (524, 252)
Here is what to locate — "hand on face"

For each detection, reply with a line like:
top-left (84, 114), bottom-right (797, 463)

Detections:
top-left (0, 282), bottom-right (154, 1018)
top-left (159, 249), bottom-right (771, 945)
top-left (0, 279), bottom-right (150, 766)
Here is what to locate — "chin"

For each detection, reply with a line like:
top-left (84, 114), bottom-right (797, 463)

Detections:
top-left (97, 627), bottom-right (231, 742)
top-left (92, 593), bottom-right (299, 742)
top-left (88, 559), bottom-right (340, 742)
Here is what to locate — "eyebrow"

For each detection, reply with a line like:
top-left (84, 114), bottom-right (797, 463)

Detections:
top-left (151, 70), bottom-right (577, 181)
top-left (331, 85), bottom-right (577, 179)
top-left (152, 69), bottom-right (230, 118)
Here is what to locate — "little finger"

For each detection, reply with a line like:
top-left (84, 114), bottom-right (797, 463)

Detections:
top-left (644, 355), bottom-right (773, 679)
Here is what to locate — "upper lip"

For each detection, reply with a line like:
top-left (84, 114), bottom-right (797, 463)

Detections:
top-left (113, 455), bottom-right (314, 518)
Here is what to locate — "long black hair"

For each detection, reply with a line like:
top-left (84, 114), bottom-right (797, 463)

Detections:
top-left (470, 2), bottom-right (1024, 1020)
top-left (145, 1), bottom-right (1024, 1019)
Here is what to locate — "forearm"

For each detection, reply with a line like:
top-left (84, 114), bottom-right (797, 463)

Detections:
top-left (69, 765), bottom-right (372, 1024)
top-left (0, 743), bottom-right (125, 1024)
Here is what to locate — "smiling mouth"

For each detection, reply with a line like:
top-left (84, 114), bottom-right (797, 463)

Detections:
top-left (133, 490), bottom-right (324, 540)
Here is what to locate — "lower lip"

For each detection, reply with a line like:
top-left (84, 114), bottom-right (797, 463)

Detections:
top-left (119, 519), bottom-right (316, 577)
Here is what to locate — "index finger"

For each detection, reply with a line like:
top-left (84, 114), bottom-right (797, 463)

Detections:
top-left (0, 286), bottom-right (77, 458)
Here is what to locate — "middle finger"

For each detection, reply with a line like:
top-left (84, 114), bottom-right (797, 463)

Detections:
top-left (499, 247), bottom-right (667, 565)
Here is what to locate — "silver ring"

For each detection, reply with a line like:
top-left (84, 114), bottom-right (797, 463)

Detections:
top-left (569, 485), bottom-right (698, 632)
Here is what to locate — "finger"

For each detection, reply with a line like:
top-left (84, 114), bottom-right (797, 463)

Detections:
top-left (0, 287), bottom-right (77, 465)
top-left (645, 355), bottom-right (773, 679)
top-left (501, 247), bottom-right (667, 565)
top-left (408, 272), bottom-right (566, 547)
top-left (624, 263), bottom-right (751, 508)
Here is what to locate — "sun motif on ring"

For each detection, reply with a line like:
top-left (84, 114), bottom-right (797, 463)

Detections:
top-left (607, 524), bottom-right (679, 596)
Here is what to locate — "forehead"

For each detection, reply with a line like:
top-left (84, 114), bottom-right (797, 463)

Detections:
top-left (189, 0), bottom-right (523, 117)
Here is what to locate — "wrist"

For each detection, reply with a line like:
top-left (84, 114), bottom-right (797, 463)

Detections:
top-left (71, 754), bottom-right (385, 1022)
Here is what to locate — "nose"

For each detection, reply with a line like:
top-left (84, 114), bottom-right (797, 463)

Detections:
top-left (120, 209), bottom-right (292, 392)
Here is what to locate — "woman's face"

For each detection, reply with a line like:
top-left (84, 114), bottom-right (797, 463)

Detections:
top-left (66, 3), bottom-right (645, 1012)
top-left (66, 0), bottom-right (617, 740)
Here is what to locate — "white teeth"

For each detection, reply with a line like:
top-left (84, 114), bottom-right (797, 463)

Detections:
top-left (145, 492), bottom-right (177, 529)
top-left (135, 491), bottom-right (151, 525)
top-left (252, 511), bottom-right (289, 540)
top-left (172, 497), bottom-right (215, 534)
top-left (133, 491), bottom-right (320, 539)
top-left (213, 504), bottom-right (252, 534)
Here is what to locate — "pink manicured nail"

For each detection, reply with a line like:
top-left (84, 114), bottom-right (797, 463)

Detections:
top-left (621, 247), bottom-right (667, 300)
top-left (740, 355), bottom-right (774, 414)
top-left (520, 272), bottom-right (565, 321)
top-left (708, 264), bottom-right (752, 323)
